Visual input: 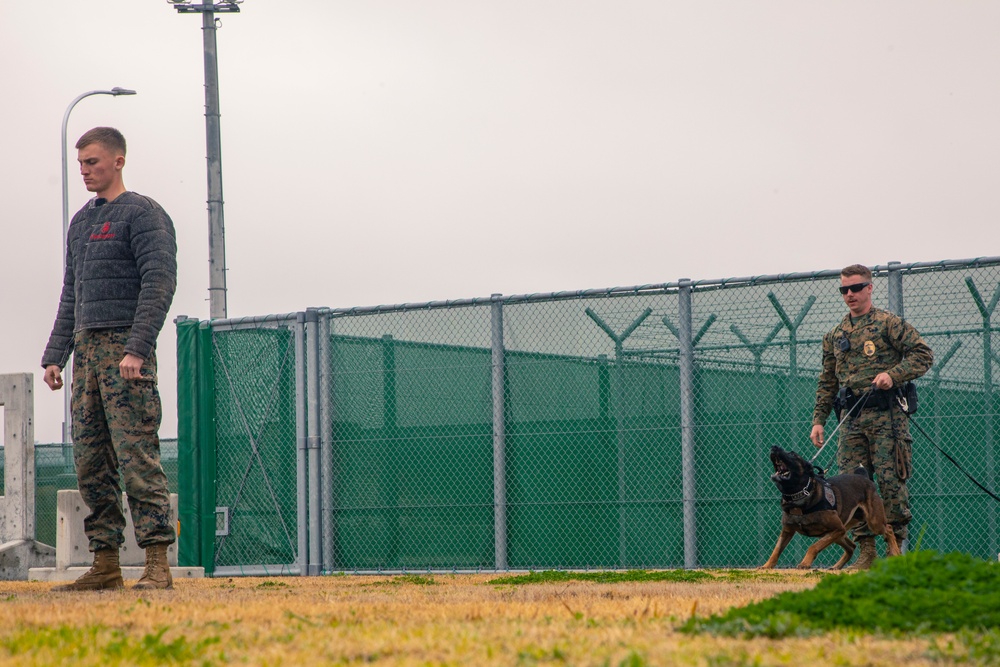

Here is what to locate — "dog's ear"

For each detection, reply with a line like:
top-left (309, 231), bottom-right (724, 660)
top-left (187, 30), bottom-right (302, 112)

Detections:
top-left (790, 450), bottom-right (810, 470)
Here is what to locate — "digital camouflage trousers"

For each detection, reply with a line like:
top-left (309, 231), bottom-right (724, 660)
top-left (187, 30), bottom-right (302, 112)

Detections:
top-left (837, 403), bottom-right (913, 540)
top-left (72, 328), bottom-right (175, 552)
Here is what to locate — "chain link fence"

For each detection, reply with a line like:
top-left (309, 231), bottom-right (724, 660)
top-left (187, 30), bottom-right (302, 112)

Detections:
top-left (176, 258), bottom-right (1000, 574)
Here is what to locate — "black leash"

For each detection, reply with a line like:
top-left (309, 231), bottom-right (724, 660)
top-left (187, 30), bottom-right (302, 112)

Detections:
top-left (903, 410), bottom-right (1000, 505)
top-left (810, 390), bottom-right (872, 467)
top-left (811, 389), bottom-right (874, 475)
top-left (812, 383), bottom-right (1000, 504)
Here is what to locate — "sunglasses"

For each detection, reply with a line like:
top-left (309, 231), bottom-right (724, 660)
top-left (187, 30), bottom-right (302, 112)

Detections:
top-left (839, 282), bottom-right (870, 295)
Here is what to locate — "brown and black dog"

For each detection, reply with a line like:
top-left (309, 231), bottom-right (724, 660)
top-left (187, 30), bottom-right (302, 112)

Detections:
top-left (760, 446), bottom-right (901, 570)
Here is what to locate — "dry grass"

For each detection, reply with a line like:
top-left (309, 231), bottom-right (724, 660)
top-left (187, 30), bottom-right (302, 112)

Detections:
top-left (0, 572), bottom-right (963, 666)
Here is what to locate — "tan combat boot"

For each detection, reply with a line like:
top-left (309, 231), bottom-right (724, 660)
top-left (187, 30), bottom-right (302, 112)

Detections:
top-left (846, 537), bottom-right (877, 571)
top-left (52, 549), bottom-right (124, 591)
top-left (133, 543), bottom-right (174, 590)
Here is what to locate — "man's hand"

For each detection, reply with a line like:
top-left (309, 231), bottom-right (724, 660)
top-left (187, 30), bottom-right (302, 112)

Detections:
top-left (810, 424), bottom-right (824, 448)
top-left (872, 372), bottom-right (894, 390)
top-left (119, 353), bottom-right (145, 380)
top-left (43, 365), bottom-right (63, 391)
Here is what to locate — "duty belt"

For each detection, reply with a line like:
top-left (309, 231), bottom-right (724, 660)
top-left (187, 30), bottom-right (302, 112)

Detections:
top-left (836, 387), bottom-right (893, 415)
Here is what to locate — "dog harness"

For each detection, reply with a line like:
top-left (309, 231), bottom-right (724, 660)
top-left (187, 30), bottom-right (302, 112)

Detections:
top-left (782, 479), bottom-right (837, 514)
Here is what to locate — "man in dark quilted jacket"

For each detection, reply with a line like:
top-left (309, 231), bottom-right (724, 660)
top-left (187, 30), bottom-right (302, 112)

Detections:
top-left (42, 127), bottom-right (177, 591)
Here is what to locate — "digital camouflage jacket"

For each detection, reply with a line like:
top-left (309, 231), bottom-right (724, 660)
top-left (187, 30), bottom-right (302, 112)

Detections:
top-left (812, 307), bottom-right (933, 426)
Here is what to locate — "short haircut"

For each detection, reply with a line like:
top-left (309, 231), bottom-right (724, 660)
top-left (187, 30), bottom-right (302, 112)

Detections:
top-left (76, 127), bottom-right (127, 156)
top-left (841, 264), bottom-right (872, 281)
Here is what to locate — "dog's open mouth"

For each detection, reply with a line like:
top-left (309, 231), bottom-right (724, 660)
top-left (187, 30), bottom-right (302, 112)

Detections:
top-left (772, 459), bottom-right (791, 480)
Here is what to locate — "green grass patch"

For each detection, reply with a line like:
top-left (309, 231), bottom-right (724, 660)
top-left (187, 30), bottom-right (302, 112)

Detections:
top-left (488, 569), bottom-right (714, 586)
top-left (0, 625), bottom-right (221, 664)
top-left (712, 568), bottom-right (825, 583)
top-left (928, 628), bottom-right (1000, 664)
top-left (681, 550), bottom-right (1000, 638)
top-left (369, 574), bottom-right (438, 587)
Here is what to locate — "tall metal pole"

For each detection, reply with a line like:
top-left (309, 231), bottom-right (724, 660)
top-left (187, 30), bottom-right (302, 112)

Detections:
top-left (173, 1), bottom-right (240, 319)
top-left (294, 313), bottom-right (308, 575)
top-left (305, 309), bottom-right (322, 575)
top-left (60, 87), bottom-right (136, 445)
top-left (677, 280), bottom-right (698, 569)
top-left (491, 295), bottom-right (507, 570)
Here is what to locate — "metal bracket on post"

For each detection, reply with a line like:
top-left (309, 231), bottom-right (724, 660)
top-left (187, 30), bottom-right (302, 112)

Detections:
top-left (215, 507), bottom-right (230, 537)
top-left (585, 307), bottom-right (652, 568)
top-left (662, 314), bottom-right (716, 347)
top-left (766, 292), bottom-right (816, 378)
top-left (767, 292), bottom-right (817, 449)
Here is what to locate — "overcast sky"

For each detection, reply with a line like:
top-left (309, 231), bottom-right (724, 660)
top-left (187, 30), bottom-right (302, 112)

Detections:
top-left (2, 1), bottom-right (998, 444)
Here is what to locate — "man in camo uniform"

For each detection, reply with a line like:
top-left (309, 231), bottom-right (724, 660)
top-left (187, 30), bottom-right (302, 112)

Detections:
top-left (42, 127), bottom-right (176, 590)
top-left (810, 264), bottom-right (933, 569)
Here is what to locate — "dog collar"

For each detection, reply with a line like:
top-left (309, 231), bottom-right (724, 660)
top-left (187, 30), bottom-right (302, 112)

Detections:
top-left (782, 477), bottom-right (812, 503)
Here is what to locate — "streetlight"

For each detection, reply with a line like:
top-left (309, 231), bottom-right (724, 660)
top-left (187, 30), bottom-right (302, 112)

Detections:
top-left (169, 0), bottom-right (241, 320)
top-left (59, 87), bottom-right (137, 444)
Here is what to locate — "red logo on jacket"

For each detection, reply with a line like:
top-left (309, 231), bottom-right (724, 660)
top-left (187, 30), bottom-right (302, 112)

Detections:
top-left (90, 221), bottom-right (115, 241)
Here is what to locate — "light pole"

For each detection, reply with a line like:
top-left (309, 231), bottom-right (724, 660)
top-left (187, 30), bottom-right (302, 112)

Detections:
top-left (170, 0), bottom-right (242, 320)
top-left (60, 87), bottom-right (137, 444)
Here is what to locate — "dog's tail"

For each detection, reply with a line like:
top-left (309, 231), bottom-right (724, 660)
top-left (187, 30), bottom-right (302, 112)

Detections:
top-left (853, 465), bottom-right (874, 480)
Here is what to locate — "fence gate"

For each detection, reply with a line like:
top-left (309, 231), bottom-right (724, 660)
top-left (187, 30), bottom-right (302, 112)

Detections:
top-left (177, 316), bottom-right (303, 575)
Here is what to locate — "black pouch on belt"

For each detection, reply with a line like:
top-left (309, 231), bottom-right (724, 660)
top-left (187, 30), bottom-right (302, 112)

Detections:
top-left (871, 388), bottom-right (894, 411)
top-left (897, 382), bottom-right (918, 415)
top-left (834, 387), bottom-right (851, 421)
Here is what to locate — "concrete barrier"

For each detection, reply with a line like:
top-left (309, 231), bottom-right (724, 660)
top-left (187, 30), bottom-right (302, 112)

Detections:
top-left (0, 372), bottom-right (202, 582)
top-left (30, 490), bottom-right (203, 582)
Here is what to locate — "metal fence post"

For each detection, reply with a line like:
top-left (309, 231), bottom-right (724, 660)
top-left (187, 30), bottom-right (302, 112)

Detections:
top-left (319, 312), bottom-right (334, 572)
top-left (966, 276), bottom-right (999, 556)
top-left (927, 340), bottom-right (962, 549)
top-left (678, 279), bottom-right (698, 569)
top-left (887, 261), bottom-right (904, 317)
top-left (382, 334), bottom-right (399, 566)
top-left (491, 294), bottom-right (507, 570)
top-left (294, 313), bottom-right (308, 576)
top-left (305, 308), bottom-right (322, 575)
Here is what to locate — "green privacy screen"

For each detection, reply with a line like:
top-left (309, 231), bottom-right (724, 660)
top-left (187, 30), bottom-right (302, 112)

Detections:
top-left (328, 335), bottom-right (685, 570)
top-left (176, 258), bottom-right (1000, 573)
top-left (329, 335), bottom-right (494, 569)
